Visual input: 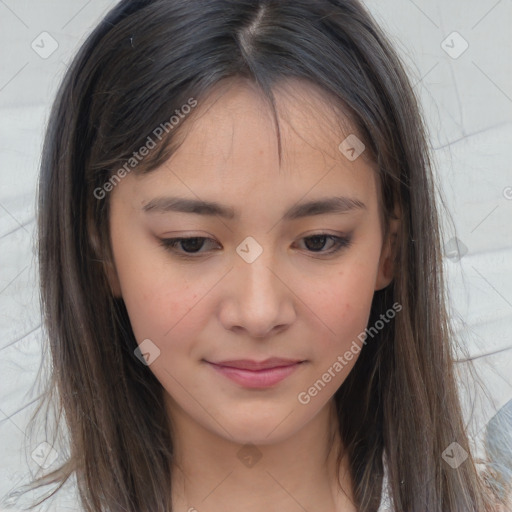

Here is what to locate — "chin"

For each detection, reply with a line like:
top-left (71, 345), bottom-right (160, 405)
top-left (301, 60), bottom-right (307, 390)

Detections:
top-left (212, 409), bottom-right (312, 446)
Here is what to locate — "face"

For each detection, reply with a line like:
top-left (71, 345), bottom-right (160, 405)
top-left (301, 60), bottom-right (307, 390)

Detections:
top-left (107, 78), bottom-right (396, 446)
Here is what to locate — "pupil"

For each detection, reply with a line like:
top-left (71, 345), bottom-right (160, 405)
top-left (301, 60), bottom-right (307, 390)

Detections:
top-left (306, 235), bottom-right (327, 251)
top-left (182, 238), bottom-right (203, 252)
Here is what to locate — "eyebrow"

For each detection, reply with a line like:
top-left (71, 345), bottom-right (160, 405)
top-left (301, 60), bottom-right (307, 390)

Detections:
top-left (142, 195), bottom-right (366, 221)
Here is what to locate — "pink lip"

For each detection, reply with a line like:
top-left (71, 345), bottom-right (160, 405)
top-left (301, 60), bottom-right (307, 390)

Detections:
top-left (206, 358), bottom-right (304, 388)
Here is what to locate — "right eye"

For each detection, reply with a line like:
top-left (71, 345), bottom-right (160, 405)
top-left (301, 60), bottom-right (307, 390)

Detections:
top-left (159, 237), bottom-right (221, 258)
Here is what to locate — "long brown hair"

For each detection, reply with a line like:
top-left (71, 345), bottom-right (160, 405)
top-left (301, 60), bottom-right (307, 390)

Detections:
top-left (22, 0), bottom-right (501, 510)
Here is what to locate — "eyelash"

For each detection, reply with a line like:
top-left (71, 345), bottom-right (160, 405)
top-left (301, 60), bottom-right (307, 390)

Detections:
top-left (158, 234), bottom-right (352, 259)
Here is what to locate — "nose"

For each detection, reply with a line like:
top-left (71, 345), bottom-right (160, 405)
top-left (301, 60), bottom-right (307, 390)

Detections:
top-left (218, 247), bottom-right (296, 339)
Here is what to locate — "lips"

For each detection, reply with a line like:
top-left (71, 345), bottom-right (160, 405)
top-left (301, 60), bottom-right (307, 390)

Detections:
top-left (211, 358), bottom-right (303, 371)
top-left (205, 358), bottom-right (305, 388)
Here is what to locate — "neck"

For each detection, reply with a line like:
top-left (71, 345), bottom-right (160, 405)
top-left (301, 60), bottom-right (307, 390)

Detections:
top-left (167, 398), bottom-right (357, 512)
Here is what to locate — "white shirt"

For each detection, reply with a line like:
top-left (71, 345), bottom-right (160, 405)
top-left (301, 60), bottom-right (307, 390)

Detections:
top-left (377, 459), bottom-right (393, 512)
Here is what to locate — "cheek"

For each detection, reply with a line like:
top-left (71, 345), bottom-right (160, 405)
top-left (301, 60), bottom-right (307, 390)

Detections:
top-left (335, 237), bottom-right (382, 325)
top-left (110, 228), bottom-right (211, 347)
top-left (292, 265), bottom-right (377, 405)
top-left (300, 256), bottom-right (379, 359)
top-left (120, 271), bottom-right (214, 349)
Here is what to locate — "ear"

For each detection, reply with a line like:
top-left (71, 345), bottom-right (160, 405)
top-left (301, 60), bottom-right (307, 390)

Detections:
top-left (375, 212), bottom-right (400, 291)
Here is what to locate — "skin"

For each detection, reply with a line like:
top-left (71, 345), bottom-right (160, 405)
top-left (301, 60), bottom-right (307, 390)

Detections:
top-left (108, 77), bottom-right (399, 511)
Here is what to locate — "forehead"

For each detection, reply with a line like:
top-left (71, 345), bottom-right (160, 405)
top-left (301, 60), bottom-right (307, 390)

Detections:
top-left (125, 77), bottom-right (380, 215)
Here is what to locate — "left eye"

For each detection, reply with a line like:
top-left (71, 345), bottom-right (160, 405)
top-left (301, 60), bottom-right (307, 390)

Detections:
top-left (159, 234), bottom-right (352, 257)
top-left (297, 234), bottom-right (352, 253)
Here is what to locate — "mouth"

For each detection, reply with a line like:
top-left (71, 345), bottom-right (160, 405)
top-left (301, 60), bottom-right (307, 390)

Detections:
top-left (205, 358), bottom-right (306, 388)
